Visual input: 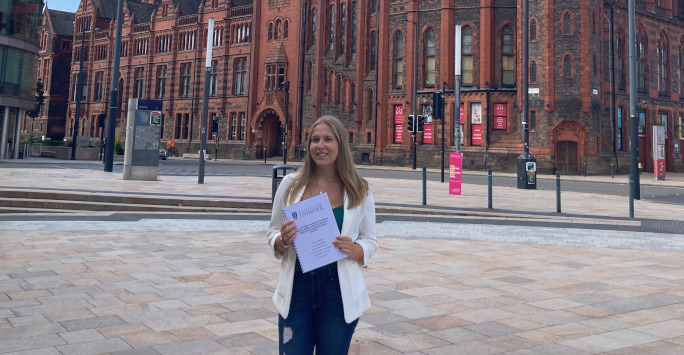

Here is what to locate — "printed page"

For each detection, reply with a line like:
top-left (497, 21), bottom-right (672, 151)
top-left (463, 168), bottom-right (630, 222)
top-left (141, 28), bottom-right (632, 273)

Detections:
top-left (283, 193), bottom-right (346, 273)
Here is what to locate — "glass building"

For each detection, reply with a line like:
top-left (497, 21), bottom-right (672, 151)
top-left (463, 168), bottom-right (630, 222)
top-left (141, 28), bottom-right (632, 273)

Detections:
top-left (0, 0), bottom-right (44, 159)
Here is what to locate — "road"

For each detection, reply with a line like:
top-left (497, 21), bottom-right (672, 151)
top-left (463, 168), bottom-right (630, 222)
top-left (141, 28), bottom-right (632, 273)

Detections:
top-left (3, 157), bottom-right (683, 206)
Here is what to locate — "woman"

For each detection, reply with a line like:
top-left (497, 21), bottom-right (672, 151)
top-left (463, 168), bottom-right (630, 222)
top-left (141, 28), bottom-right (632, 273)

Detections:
top-left (268, 115), bottom-right (377, 354)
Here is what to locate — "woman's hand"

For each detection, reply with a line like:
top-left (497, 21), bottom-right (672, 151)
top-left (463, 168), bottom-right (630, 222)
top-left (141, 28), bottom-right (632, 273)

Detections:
top-left (277, 220), bottom-right (298, 252)
top-left (333, 236), bottom-right (362, 261)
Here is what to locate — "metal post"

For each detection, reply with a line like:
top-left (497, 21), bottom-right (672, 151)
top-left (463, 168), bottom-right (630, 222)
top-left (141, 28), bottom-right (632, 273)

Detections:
top-left (611, 163), bottom-right (614, 178)
top-left (72, 17), bottom-right (86, 160)
top-left (488, 169), bottom-right (493, 209)
top-left (441, 85), bottom-right (445, 182)
top-left (454, 25), bottom-right (462, 153)
top-left (422, 166), bottom-right (427, 205)
top-left (523, 0), bottom-right (530, 155)
top-left (104, 0), bottom-right (124, 172)
top-left (411, 17), bottom-right (417, 170)
top-left (629, 175), bottom-right (634, 217)
top-left (628, 0), bottom-right (640, 204)
top-left (283, 81), bottom-right (290, 164)
top-left (556, 171), bottom-right (561, 213)
top-left (198, 18), bottom-right (214, 184)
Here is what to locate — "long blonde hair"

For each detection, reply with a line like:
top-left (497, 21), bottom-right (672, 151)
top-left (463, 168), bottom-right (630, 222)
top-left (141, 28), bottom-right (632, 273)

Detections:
top-left (285, 115), bottom-right (369, 208)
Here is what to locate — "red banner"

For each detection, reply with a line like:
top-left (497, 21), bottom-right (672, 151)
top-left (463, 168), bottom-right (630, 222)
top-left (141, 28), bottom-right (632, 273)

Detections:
top-left (394, 105), bottom-right (403, 143)
top-left (460, 103), bottom-right (465, 124)
top-left (449, 152), bottom-right (462, 195)
top-left (471, 124), bottom-right (482, 145)
top-left (493, 103), bottom-right (507, 130)
top-left (423, 124), bottom-right (432, 144)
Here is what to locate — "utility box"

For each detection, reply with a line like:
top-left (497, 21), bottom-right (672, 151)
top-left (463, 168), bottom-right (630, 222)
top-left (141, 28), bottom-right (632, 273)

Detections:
top-left (653, 126), bottom-right (666, 181)
top-left (272, 164), bottom-right (298, 202)
top-left (517, 153), bottom-right (537, 189)
top-left (123, 99), bottom-right (163, 181)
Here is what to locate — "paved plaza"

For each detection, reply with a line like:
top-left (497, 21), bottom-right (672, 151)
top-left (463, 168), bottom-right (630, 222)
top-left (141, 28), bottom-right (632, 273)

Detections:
top-left (1, 160), bottom-right (684, 354)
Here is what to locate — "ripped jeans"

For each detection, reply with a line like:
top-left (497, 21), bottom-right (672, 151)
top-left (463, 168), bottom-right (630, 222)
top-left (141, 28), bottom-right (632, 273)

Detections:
top-left (278, 267), bottom-right (358, 355)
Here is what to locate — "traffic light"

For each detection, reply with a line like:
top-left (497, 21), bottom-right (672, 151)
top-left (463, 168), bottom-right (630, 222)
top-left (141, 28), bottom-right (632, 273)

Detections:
top-left (432, 91), bottom-right (443, 120)
top-left (417, 115), bottom-right (425, 132)
top-left (407, 115), bottom-right (415, 132)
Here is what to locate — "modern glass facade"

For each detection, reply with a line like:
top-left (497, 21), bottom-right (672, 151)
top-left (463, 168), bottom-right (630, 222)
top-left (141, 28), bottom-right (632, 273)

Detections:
top-left (1, 0), bottom-right (44, 159)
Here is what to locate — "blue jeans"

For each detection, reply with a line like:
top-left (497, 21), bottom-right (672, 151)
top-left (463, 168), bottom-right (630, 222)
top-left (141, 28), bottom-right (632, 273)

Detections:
top-left (279, 267), bottom-right (358, 355)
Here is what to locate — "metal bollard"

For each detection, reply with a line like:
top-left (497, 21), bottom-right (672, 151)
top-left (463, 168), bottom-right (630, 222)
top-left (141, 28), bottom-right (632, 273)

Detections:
top-left (611, 163), bottom-right (614, 178)
top-left (488, 169), bottom-right (493, 209)
top-left (422, 166), bottom-right (427, 206)
top-left (629, 176), bottom-right (634, 218)
top-left (583, 162), bottom-right (587, 177)
top-left (662, 164), bottom-right (666, 181)
top-left (556, 171), bottom-right (561, 213)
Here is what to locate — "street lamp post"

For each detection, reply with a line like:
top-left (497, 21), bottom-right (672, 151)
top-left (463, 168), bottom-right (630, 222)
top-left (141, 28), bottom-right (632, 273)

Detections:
top-left (198, 17), bottom-right (214, 184)
top-left (403, 16), bottom-right (418, 170)
top-left (281, 81), bottom-right (290, 164)
top-left (104, 0), bottom-right (124, 172)
top-left (71, 16), bottom-right (86, 160)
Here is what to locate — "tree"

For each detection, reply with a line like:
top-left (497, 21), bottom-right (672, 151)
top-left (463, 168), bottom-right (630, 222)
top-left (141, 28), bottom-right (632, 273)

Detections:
top-left (26, 81), bottom-right (45, 120)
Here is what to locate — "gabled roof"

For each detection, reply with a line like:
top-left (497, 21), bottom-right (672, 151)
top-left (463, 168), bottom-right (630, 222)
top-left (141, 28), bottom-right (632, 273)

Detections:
top-left (47, 8), bottom-right (75, 36)
top-left (266, 42), bottom-right (288, 63)
top-left (170, 0), bottom-right (203, 17)
top-left (232, 0), bottom-right (252, 7)
top-left (127, 0), bottom-right (156, 23)
top-left (91, 0), bottom-right (118, 19)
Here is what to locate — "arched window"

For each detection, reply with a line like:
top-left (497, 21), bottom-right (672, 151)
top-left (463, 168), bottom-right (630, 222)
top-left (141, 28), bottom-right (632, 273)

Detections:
top-left (462, 27), bottom-right (473, 86)
top-left (310, 8), bottom-right (316, 48)
top-left (329, 5), bottom-right (335, 52)
top-left (563, 12), bottom-right (571, 35)
top-left (564, 55), bottom-right (571, 78)
top-left (394, 32), bottom-right (404, 88)
top-left (268, 23), bottom-right (273, 40)
top-left (371, 0), bottom-right (378, 13)
top-left (336, 75), bottom-right (342, 106)
top-left (275, 20), bottom-right (282, 40)
top-left (637, 28), bottom-right (647, 90)
top-left (424, 28), bottom-right (435, 87)
top-left (530, 61), bottom-right (537, 83)
top-left (351, 2), bottom-right (357, 54)
top-left (592, 52), bottom-right (597, 76)
top-left (370, 31), bottom-right (377, 71)
top-left (340, 3), bottom-right (346, 56)
top-left (617, 30), bottom-right (626, 89)
top-left (530, 19), bottom-right (537, 41)
top-left (502, 26), bottom-right (515, 86)
top-left (322, 66), bottom-right (328, 98)
top-left (284, 20), bottom-right (289, 39)
top-left (592, 10), bottom-right (596, 33)
top-left (658, 34), bottom-right (668, 93)
top-left (366, 88), bottom-right (374, 125)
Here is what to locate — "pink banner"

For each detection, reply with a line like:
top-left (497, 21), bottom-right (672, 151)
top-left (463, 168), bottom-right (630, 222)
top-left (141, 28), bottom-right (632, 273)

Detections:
top-left (423, 123), bottom-right (432, 144)
top-left (471, 124), bottom-right (482, 145)
top-left (449, 152), bottom-right (462, 195)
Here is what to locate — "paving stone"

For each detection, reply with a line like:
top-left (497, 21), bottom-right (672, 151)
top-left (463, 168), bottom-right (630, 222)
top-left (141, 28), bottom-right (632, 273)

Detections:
top-left (58, 329), bottom-right (105, 344)
top-left (151, 339), bottom-right (225, 355)
top-left (0, 334), bottom-right (65, 353)
top-left (55, 338), bottom-right (132, 354)
top-left (59, 315), bottom-right (127, 332)
top-left (0, 323), bottom-right (67, 341)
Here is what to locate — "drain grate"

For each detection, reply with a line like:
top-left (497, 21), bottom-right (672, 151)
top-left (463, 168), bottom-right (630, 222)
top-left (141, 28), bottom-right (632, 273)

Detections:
top-left (641, 219), bottom-right (684, 235)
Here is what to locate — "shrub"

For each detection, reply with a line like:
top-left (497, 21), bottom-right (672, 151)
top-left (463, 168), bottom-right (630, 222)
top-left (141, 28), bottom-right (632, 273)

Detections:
top-left (114, 140), bottom-right (123, 154)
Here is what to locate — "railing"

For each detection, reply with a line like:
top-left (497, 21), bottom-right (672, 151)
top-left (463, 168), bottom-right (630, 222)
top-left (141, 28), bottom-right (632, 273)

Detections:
top-left (132, 23), bottom-right (150, 33)
top-left (179, 15), bottom-right (198, 26)
top-left (230, 6), bottom-right (253, 18)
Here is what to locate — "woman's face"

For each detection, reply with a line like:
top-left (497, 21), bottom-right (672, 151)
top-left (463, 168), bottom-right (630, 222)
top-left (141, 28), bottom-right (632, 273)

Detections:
top-left (309, 123), bottom-right (339, 170)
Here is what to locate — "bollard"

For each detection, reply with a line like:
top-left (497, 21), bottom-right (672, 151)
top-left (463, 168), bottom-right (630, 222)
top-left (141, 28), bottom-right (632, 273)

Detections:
top-left (662, 164), bottom-right (666, 181)
top-left (629, 176), bottom-right (634, 218)
top-left (583, 162), bottom-right (587, 177)
top-left (556, 171), bottom-right (561, 213)
top-left (611, 163), bottom-right (614, 178)
top-left (422, 166), bottom-right (427, 206)
top-left (488, 169), bottom-right (493, 209)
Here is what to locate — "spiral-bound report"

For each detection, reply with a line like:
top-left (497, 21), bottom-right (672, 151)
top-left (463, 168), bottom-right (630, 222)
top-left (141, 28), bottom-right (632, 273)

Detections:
top-left (282, 192), bottom-right (346, 273)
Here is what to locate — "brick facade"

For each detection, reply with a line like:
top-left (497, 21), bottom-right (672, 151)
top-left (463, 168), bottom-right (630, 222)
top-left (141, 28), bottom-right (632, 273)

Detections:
top-left (49, 0), bottom-right (684, 173)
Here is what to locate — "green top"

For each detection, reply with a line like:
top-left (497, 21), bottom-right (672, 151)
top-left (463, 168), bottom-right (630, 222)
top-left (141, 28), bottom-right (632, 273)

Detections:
top-left (295, 205), bottom-right (344, 273)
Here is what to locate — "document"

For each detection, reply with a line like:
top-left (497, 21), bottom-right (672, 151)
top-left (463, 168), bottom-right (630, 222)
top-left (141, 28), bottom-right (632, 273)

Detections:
top-left (283, 192), bottom-right (346, 273)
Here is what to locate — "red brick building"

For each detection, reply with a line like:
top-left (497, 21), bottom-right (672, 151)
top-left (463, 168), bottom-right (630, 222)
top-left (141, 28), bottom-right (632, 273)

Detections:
top-left (61, 0), bottom-right (684, 174)
top-left (29, 7), bottom-right (74, 140)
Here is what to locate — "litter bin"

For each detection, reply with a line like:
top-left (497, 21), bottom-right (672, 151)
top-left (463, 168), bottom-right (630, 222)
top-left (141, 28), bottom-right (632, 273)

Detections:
top-left (516, 153), bottom-right (537, 190)
top-left (272, 164), bottom-right (299, 202)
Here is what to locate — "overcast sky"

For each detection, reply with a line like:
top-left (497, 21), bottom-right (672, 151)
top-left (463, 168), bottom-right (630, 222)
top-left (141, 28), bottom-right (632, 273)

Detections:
top-left (46, 0), bottom-right (79, 13)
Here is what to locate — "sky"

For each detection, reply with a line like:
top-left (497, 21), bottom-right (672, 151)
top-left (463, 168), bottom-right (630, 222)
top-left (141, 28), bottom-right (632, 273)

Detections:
top-left (45, 0), bottom-right (79, 13)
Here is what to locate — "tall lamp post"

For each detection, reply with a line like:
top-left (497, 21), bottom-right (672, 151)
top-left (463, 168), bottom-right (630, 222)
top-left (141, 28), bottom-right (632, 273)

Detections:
top-left (104, 0), bottom-right (124, 172)
top-left (454, 24), bottom-right (462, 153)
top-left (403, 16), bottom-right (418, 170)
top-left (281, 81), bottom-right (290, 164)
top-left (198, 17), bottom-right (214, 184)
top-left (516, 0), bottom-right (535, 189)
top-left (71, 16), bottom-right (87, 160)
top-left (628, 0), bottom-right (640, 216)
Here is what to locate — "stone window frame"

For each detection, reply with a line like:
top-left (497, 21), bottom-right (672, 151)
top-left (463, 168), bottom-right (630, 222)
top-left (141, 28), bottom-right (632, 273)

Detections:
top-left (461, 25), bottom-right (474, 87)
top-left (657, 31), bottom-right (669, 95)
top-left (561, 10), bottom-right (574, 36)
top-left (529, 18), bottom-right (537, 42)
top-left (423, 27), bottom-right (436, 88)
top-left (563, 54), bottom-right (573, 78)
top-left (616, 28), bottom-right (626, 90)
top-left (501, 24), bottom-right (515, 87)
top-left (393, 30), bottom-right (405, 90)
top-left (637, 25), bottom-right (648, 92)
top-left (530, 60), bottom-right (537, 84)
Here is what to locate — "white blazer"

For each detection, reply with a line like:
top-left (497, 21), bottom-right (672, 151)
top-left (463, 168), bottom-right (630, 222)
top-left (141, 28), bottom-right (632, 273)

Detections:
top-left (268, 173), bottom-right (377, 324)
